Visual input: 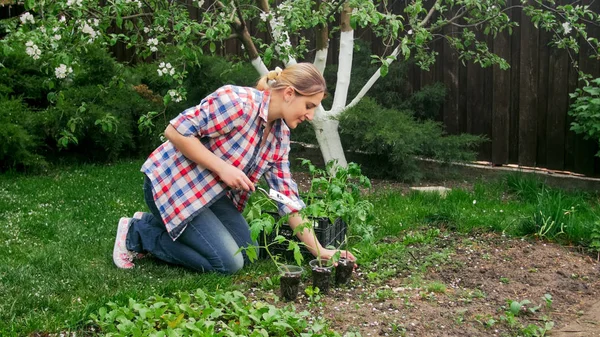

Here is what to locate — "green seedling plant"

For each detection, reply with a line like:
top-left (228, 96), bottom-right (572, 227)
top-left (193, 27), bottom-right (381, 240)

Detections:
top-left (589, 220), bottom-right (600, 261)
top-left (239, 193), bottom-right (304, 271)
top-left (298, 159), bottom-right (374, 266)
top-left (304, 286), bottom-right (323, 308)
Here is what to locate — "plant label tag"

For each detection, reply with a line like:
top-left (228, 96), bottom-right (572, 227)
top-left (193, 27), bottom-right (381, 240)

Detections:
top-left (268, 189), bottom-right (302, 209)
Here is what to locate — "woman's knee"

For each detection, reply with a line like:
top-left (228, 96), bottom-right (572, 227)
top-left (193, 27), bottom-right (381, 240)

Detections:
top-left (218, 252), bottom-right (244, 274)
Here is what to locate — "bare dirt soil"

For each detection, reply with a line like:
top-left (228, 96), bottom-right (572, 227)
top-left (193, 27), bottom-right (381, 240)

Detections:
top-left (246, 172), bottom-right (600, 336)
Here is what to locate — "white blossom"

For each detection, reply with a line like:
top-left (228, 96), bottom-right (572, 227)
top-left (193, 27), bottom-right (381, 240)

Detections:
top-left (81, 23), bottom-right (98, 41)
top-left (168, 89), bottom-right (182, 103)
top-left (473, 200), bottom-right (477, 205)
top-left (147, 38), bottom-right (159, 52)
top-left (259, 12), bottom-right (269, 22)
top-left (20, 12), bottom-right (35, 25)
top-left (67, 0), bottom-right (83, 6)
top-left (143, 27), bottom-right (150, 33)
top-left (55, 64), bottom-right (73, 79)
top-left (59, 16), bottom-right (66, 23)
top-left (407, 29), bottom-right (413, 35)
top-left (197, 0), bottom-right (204, 7)
top-left (53, 34), bottom-right (62, 41)
top-left (562, 22), bottom-right (572, 35)
top-left (25, 41), bottom-right (41, 60)
top-left (157, 62), bottom-right (175, 76)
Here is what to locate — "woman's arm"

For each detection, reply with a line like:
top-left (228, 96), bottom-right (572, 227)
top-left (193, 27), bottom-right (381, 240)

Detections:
top-left (287, 212), bottom-right (356, 261)
top-left (164, 124), bottom-right (255, 192)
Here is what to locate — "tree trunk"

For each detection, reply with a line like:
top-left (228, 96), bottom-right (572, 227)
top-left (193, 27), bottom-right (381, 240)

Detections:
top-left (312, 110), bottom-right (347, 166)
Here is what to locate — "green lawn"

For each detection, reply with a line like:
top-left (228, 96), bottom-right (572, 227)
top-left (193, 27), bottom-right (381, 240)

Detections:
top-left (0, 160), bottom-right (598, 335)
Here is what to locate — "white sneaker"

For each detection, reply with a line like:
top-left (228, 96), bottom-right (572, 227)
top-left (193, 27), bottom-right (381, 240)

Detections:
top-left (113, 217), bottom-right (135, 269)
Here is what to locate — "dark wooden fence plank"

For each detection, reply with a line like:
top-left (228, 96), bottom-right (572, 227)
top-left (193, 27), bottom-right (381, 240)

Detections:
top-left (518, 0), bottom-right (539, 166)
top-left (536, 25), bottom-right (550, 168)
top-left (492, 27), bottom-right (512, 165)
top-left (546, 46), bottom-right (569, 170)
top-left (442, 20), bottom-right (460, 135)
top-left (509, 0), bottom-right (522, 164)
top-left (480, 34), bottom-right (494, 161)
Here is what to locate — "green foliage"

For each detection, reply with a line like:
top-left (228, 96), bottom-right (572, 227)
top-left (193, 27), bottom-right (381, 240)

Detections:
top-left (299, 159), bottom-right (375, 244)
top-left (40, 84), bottom-right (161, 162)
top-left (338, 97), bottom-right (486, 181)
top-left (241, 194), bottom-right (304, 267)
top-left (0, 97), bottom-right (46, 170)
top-left (589, 220), bottom-right (600, 260)
top-left (569, 77), bottom-right (600, 156)
top-left (91, 288), bottom-right (339, 336)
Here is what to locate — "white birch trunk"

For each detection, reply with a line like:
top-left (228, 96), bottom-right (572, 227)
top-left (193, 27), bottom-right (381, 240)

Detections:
top-left (311, 30), bottom-right (354, 166)
top-left (312, 114), bottom-right (347, 166)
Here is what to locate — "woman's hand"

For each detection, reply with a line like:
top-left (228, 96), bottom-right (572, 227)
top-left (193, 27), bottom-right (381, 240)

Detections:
top-left (217, 164), bottom-right (255, 192)
top-left (319, 248), bottom-right (357, 267)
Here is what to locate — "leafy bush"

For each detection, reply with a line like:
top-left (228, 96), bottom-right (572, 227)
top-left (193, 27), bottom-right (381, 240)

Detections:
top-left (39, 84), bottom-right (161, 162)
top-left (338, 97), bottom-right (485, 181)
top-left (0, 97), bottom-right (46, 170)
top-left (91, 288), bottom-right (340, 336)
top-left (569, 77), bottom-right (600, 156)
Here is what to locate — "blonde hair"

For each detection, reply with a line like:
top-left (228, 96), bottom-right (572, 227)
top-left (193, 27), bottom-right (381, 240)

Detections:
top-left (256, 63), bottom-right (327, 96)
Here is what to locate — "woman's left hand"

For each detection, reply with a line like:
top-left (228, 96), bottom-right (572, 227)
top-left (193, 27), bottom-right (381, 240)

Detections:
top-left (320, 249), bottom-right (357, 267)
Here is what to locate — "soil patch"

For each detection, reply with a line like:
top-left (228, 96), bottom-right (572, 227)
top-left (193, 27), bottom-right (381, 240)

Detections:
top-left (248, 172), bottom-right (600, 335)
top-left (244, 230), bottom-right (600, 336)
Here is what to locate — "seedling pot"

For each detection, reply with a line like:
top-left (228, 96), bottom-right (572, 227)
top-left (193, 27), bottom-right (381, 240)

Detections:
top-left (335, 257), bottom-right (354, 286)
top-left (279, 265), bottom-right (303, 301)
top-left (309, 258), bottom-right (333, 294)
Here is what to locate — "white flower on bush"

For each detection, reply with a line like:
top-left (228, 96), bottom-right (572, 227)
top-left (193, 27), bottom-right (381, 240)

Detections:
top-left (197, 0), bottom-right (204, 7)
top-left (157, 62), bottom-right (175, 77)
top-left (40, 26), bottom-right (46, 33)
top-left (562, 22), bottom-right (572, 35)
top-left (20, 12), bottom-right (35, 25)
top-left (147, 38), bottom-right (159, 52)
top-left (87, 18), bottom-right (100, 27)
top-left (25, 41), bottom-right (41, 60)
top-left (55, 64), bottom-right (73, 79)
top-left (67, 0), bottom-right (83, 6)
top-left (259, 12), bottom-right (269, 22)
top-left (52, 34), bottom-right (62, 41)
top-left (168, 89), bottom-right (182, 103)
top-left (81, 22), bottom-right (98, 41)
top-left (59, 16), bottom-right (66, 23)
top-left (143, 27), bottom-right (151, 34)
top-left (124, 0), bottom-right (143, 7)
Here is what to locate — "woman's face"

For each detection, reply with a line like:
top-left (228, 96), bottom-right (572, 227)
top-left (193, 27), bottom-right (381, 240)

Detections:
top-left (282, 90), bottom-right (324, 129)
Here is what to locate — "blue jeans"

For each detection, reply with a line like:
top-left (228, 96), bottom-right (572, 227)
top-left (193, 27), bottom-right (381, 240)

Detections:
top-left (126, 177), bottom-right (255, 274)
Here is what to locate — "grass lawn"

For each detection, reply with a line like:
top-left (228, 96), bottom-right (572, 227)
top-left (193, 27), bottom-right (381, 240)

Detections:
top-left (0, 160), bottom-right (598, 335)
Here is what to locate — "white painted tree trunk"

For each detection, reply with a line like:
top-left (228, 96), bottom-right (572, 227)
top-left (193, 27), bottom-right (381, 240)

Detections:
top-left (311, 114), bottom-right (347, 167)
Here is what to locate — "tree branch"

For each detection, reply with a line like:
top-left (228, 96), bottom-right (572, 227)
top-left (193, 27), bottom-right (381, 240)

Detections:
top-left (346, 45), bottom-right (401, 110)
top-left (419, 0), bottom-right (440, 27)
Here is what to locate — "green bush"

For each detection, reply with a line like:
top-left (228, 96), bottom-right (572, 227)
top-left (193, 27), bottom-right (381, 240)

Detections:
top-left (0, 49), bottom-right (52, 108)
top-left (39, 84), bottom-right (161, 162)
top-left (0, 97), bottom-right (46, 170)
top-left (339, 97), bottom-right (485, 181)
top-left (569, 77), bottom-right (600, 156)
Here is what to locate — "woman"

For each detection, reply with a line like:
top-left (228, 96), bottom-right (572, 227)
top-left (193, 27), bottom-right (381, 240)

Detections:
top-left (113, 63), bottom-right (355, 273)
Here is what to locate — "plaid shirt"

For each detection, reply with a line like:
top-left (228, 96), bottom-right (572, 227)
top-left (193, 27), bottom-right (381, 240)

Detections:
top-left (141, 85), bottom-right (305, 240)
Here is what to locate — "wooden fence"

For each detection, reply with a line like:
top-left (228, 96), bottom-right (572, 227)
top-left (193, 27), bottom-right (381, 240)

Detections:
top-left (2, 1), bottom-right (599, 176)
top-left (399, 0), bottom-right (600, 177)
